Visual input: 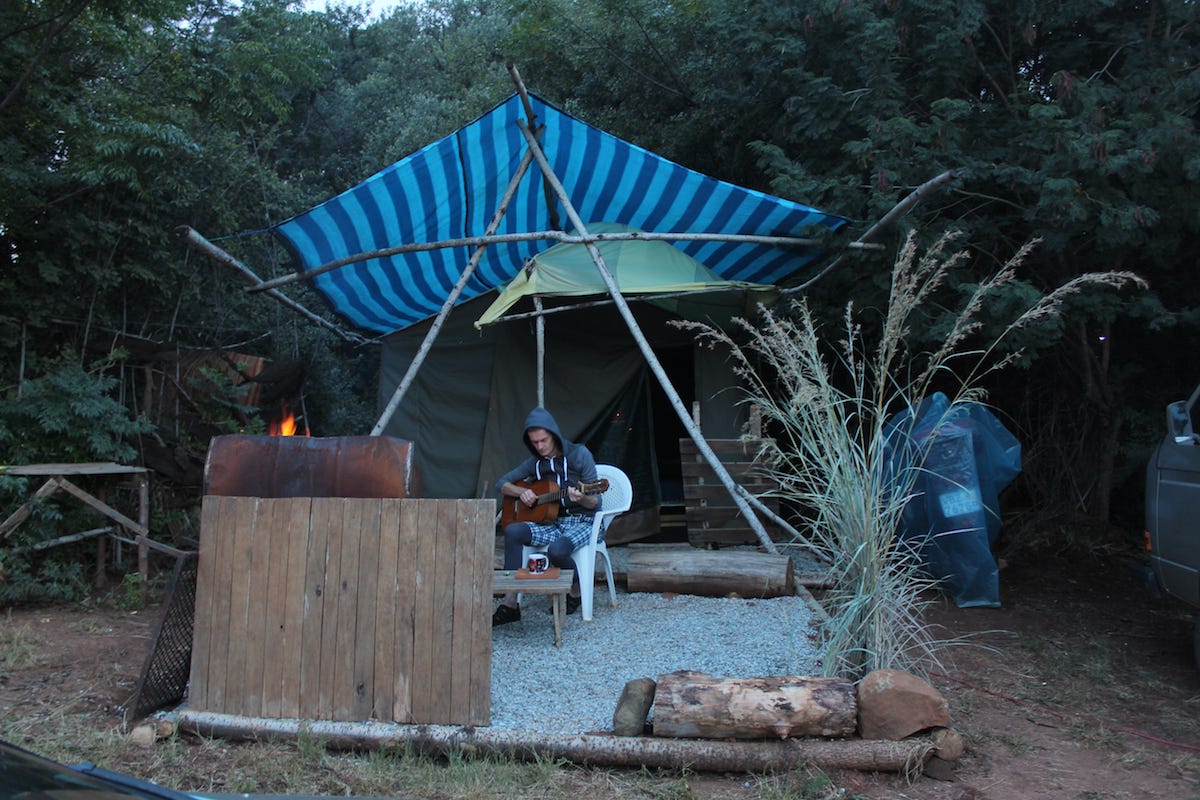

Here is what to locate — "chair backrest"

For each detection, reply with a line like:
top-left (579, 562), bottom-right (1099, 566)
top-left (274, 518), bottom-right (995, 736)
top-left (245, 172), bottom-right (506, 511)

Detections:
top-left (595, 464), bottom-right (633, 520)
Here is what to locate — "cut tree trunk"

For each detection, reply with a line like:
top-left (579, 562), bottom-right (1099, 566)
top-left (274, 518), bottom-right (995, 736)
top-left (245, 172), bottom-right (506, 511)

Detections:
top-left (652, 670), bottom-right (857, 739)
top-left (626, 549), bottom-right (794, 598)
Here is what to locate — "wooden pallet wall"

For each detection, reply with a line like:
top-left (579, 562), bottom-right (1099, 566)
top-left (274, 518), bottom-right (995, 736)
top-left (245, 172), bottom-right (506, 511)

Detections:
top-left (189, 496), bottom-right (495, 726)
top-left (680, 438), bottom-right (783, 547)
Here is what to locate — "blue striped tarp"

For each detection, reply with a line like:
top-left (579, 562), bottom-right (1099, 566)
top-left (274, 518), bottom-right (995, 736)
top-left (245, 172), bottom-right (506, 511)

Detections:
top-left (274, 93), bottom-right (847, 335)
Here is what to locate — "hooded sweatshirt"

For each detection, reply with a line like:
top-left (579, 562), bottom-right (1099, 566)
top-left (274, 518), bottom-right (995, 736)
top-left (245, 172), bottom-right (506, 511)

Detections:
top-left (495, 407), bottom-right (600, 515)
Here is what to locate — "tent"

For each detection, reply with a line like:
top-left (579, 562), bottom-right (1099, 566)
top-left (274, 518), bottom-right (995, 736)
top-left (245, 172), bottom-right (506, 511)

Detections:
top-left (265, 88), bottom-right (849, 540)
top-left (272, 92), bottom-right (846, 334)
top-left (472, 222), bottom-right (779, 328)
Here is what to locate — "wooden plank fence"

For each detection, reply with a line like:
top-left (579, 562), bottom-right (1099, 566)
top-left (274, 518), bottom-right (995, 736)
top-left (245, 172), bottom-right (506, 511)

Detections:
top-left (680, 438), bottom-right (785, 547)
top-left (190, 496), bottom-right (494, 726)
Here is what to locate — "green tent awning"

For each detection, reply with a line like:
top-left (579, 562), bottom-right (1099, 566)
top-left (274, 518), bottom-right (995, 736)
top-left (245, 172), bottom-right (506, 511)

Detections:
top-left (474, 222), bottom-right (777, 328)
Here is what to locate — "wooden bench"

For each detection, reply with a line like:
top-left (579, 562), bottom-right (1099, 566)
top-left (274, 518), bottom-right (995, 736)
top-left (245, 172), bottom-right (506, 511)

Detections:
top-left (492, 569), bottom-right (574, 647)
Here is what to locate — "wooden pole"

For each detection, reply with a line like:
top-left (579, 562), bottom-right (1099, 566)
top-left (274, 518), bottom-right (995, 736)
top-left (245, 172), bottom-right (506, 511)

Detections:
top-left (733, 483), bottom-right (805, 540)
top-left (535, 296), bottom-right (546, 408)
top-left (248, 229), bottom-right (826, 294)
top-left (514, 117), bottom-right (778, 554)
top-left (176, 227), bottom-right (369, 345)
top-left (137, 473), bottom-right (150, 579)
top-left (509, 62), bottom-right (560, 232)
top-left (0, 477), bottom-right (60, 538)
top-left (17, 320), bottom-right (26, 399)
top-left (786, 169), bottom-right (960, 295)
top-left (96, 484), bottom-right (110, 587)
top-left (176, 710), bottom-right (933, 774)
top-left (6, 526), bottom-right (113, 554)
top-left (370, 147), bottom-right (538, 436)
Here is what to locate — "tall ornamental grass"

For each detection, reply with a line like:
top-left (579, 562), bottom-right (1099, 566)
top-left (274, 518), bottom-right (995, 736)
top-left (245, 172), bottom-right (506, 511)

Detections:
top-left (684, 231), bottom-right (1143, 680)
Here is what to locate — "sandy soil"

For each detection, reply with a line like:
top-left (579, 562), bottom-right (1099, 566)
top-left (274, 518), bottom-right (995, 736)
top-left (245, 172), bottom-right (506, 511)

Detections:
top-left (2, 553), bottom-right (1198, 799)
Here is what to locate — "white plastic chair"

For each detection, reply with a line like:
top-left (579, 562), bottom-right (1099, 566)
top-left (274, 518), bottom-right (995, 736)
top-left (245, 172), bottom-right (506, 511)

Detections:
top-left (523, 463), bottom-right (633, 621)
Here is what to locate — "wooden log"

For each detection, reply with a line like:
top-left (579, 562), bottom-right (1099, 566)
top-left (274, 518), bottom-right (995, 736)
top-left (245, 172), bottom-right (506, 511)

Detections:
top-left (626, 549), bottom-right (794, 598)
top-left (652, 671), bottom-right (857, 740)
top-left (175, 709), bottom-right (932, 774)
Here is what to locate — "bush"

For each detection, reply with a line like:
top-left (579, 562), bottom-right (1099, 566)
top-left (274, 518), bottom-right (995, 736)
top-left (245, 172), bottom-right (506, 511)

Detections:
top-left (0, 355), bottom-right (152, 603)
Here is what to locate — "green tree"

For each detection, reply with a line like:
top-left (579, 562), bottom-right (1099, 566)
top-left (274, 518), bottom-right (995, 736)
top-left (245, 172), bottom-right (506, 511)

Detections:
top-left (504, 0), bottom-right (1200, 534)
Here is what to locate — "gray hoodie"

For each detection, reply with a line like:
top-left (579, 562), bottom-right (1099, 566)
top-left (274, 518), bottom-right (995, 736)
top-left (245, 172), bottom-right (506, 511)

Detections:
top-left (495, 407), bottom-right (600, 513)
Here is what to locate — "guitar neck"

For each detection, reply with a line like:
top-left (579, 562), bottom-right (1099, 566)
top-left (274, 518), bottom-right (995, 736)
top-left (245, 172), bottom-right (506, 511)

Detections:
top-left (533, 480), bottom-right (605, 507)
top-left (536, 488), bottom-right (568, 506)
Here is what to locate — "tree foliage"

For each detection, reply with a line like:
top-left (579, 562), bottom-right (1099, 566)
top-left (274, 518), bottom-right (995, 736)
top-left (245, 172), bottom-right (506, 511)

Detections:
top-left (1, 0), bottom-right (1196, 569)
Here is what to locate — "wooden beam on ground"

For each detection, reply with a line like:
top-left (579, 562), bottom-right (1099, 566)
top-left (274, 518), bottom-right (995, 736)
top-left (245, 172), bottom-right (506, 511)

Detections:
top-left (175, 710), bottom-right (934, 774)
top-left (626, 549), bottom-right (795, 598)
top-left (652, 671), bottom-right (857, 739)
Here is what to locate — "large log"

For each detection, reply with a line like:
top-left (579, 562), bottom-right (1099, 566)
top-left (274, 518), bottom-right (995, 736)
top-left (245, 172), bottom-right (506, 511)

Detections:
top-left (626, 549), bottom-right (795, 598)
top-left (652, 671), bottom-right (857, 740)
top-left (175, 709), bottom-right (932, 773)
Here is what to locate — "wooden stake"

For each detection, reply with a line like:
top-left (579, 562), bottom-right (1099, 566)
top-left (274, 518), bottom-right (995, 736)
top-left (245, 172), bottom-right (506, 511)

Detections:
top-left (514, 117), bottom-right (778, 554)
top-left (370, 146), bottom-right (538, 436)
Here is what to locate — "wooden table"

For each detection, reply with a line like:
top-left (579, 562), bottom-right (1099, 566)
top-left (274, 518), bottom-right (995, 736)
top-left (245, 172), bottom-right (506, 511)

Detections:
top-left (0, 462), bottom-right (174, 582)
top-left (492, 569), bottom-right (574, 647)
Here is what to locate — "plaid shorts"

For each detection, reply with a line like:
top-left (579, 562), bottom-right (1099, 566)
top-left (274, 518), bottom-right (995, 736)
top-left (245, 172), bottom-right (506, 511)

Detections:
top-left (527, 513), bottom-right (594, 550)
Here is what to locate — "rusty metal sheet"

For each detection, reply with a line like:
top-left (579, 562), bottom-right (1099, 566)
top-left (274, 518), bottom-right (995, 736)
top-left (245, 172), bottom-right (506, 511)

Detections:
top-left (203, 435), bottom-right (422, 498)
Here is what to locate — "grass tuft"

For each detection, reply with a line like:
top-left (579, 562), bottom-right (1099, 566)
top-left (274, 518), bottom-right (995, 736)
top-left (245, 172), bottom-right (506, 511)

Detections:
top-left (680, 230), bottom-right (1143, 680)
top-left (0, 611), bottom-right (44, 672)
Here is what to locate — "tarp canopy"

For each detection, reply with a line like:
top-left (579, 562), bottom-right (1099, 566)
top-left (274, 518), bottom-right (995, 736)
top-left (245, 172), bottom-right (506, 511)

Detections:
top-left (272, 93), bottom-right (847, 335)
top-left (474, 222), bottom-right (778, 328)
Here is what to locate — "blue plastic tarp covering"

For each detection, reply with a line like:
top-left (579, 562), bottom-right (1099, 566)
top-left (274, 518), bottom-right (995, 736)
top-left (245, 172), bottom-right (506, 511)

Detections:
top-left (272, 93), bottom-right (847, 335)
top-left (886, 393), bottom-right (1022, 608)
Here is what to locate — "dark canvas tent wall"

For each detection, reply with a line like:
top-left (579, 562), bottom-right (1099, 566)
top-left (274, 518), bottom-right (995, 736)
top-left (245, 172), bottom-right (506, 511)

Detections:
top-left (379, 294), bottom-right (749, 539)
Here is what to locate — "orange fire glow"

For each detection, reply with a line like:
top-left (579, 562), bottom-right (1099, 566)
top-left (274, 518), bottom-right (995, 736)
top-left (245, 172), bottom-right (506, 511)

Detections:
top-left (268, 403), bottom-right (309, 436)
top-left (270, 412), bottom-right (297, 436)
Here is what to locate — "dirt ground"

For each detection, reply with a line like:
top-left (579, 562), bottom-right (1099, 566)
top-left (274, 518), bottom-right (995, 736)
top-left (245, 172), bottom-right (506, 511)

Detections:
top-left (2, 552), bottom-right (1199, 799)
top-left (832, 554), bottom-right (1200, 799)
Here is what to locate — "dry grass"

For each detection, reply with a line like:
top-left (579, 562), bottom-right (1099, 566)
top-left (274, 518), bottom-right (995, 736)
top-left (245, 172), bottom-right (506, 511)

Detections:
top-left (680, 230), bottom-right (1145, 681)
top-left (0, 610), bottom-right (45, 672)
top-left (0, 710), bottom-right (855, 799)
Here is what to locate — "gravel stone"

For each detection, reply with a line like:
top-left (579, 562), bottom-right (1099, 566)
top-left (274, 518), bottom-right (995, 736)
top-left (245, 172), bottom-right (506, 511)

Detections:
top-left (489, 586), bottom-right (823, 735)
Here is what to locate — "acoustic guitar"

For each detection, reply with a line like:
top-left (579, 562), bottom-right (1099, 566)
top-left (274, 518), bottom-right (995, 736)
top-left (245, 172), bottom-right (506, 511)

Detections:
top-left (499, 478), bottom-right (608, 527)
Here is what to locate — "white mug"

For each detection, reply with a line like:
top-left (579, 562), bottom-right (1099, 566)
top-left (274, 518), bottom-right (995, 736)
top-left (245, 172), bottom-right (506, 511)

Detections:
top-left (527, 553), bottom-right (550, 574)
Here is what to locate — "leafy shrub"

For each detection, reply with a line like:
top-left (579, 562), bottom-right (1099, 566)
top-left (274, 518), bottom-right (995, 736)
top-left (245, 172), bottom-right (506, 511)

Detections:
top-left (0, 355), bottom-right (152, 603)
top-left (0, 354), bottom-right (150, 465)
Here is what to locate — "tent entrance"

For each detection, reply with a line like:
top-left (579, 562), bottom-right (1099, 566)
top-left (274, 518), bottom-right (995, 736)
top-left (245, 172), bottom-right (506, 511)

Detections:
top-left (649, 344), bottom-right (693, 543)
top-left (651, 344), bottom-right (693, 507)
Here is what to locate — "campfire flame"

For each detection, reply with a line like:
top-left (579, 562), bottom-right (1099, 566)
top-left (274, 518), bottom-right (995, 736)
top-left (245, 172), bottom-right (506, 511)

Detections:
top-left (268, 403), bottom-right (309, 436)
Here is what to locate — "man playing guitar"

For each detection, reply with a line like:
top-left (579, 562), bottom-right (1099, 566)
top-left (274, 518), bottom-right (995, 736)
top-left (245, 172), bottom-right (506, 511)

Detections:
top-left (492, 407), bottom-right (601, 626)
